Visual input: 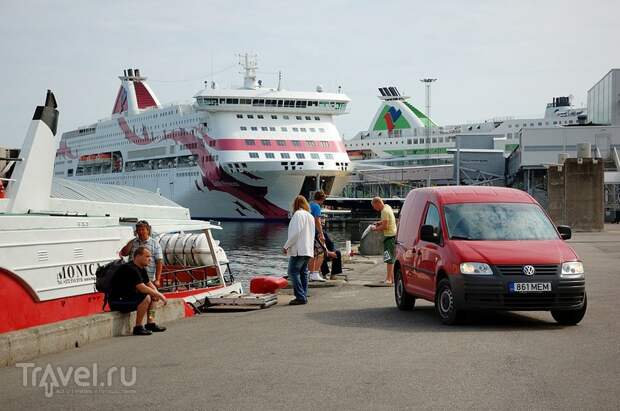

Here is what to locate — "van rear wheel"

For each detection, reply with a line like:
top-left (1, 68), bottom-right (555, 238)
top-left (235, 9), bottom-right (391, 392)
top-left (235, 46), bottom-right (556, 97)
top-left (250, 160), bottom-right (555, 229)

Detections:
top-left (551, 293), bottom-right (587, 325)
top-left (435, 278), bottom-right (465, 325)
top-left (394, 266), bottom-right (415, 311)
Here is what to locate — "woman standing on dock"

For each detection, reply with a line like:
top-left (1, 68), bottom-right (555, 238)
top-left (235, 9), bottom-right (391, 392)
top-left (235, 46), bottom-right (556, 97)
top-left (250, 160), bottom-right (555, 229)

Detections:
top-left (283, 195), bottom-right (315, 305)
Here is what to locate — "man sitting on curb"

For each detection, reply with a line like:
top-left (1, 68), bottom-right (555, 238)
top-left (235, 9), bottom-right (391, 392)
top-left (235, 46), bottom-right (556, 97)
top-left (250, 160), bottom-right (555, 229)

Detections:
top-left (109, 246), bottom-right (168, 336)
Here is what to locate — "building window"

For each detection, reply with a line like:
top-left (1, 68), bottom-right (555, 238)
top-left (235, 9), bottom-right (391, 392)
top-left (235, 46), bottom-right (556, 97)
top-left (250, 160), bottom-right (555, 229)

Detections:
top-left (257, 114), bottom-right (264, 119)
top-left (292, 127), bottom-right (299, 132)
top-left (245, 139), bottom-right (256, 145)
top-left (247, 114), bottom-right (254, 119)
top-left (306, 141), bottom-right (316, 147)
top-left (261, 140), bottom-right (271, 146)
top-left (280, 153), bottom-right (290, 159)
top-left (240, 126), bottom-right (247, 131)
top-left (251, 126), bottom-right (258, 131)
top-left (314, 116), bottom-right (320, 120)
top-left (261, 126), bottom-right (268, 131)
top-left (310, 153), bottom-right (320, 159)
top-left (325, 153), bottom-right (334, 159)
top-left (271, 115), bottom-right (277, 119)
top-left (305, 116), bottom-right (311, 120)
top-left (310, 128), bottom-right (316, 132)
top-left (249, 152), bottom-right (259, 159)
top-left (295, 153), bottom-right (305, 159)
top-left (319, 128), bottom-right (325, 132)
top-left (292, 140), bottom-right (301, 146)
top-left (283, 115), bottom-right (290, 120)
top-left (281, 127), bottom-right (288, 132)
top-left (265, 152), bottom-right (275, 159)
top-left (300, 128), bottom-right (307, 132)
top-left (269, 127), bottom-right (276, 131)
top-left (276, 140), bottom-right (286, 146)
top-left (236, 114), bottom-right (243, 118)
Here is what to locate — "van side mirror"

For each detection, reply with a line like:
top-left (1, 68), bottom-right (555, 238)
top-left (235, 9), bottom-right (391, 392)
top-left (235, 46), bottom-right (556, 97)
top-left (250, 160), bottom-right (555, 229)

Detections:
top-left (420, 225), bottom-right (439, 243)
top-left (557, 225), bottom-right (571, 240)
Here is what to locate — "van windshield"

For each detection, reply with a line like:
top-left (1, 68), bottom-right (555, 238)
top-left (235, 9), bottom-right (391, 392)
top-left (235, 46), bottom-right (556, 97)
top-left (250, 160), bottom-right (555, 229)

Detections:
top-left (444, 203), bottom-right (559, 241)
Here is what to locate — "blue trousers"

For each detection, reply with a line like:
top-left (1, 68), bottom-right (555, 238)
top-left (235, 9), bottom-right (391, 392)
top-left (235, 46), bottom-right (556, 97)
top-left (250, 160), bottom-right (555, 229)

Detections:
top-left (288, 256), bottom-right (310, 302)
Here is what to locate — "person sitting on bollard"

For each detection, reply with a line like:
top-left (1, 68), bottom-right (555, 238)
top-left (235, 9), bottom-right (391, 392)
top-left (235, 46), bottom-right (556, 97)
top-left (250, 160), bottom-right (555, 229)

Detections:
top-left (283, 195), bottom-right (315, 305)
top-left (109, 247), bottom-right (168, 335)
top-left (319, 216), bottom-right (343, 280)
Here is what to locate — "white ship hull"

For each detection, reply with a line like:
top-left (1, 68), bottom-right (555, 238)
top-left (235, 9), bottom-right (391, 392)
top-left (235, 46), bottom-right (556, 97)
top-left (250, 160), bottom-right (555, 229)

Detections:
top-left (68, 169), bottom-right (349, 219)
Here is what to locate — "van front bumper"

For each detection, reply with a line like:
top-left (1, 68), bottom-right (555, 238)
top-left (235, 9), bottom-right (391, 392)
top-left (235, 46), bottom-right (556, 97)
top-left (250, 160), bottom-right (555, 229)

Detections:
top-left (449, 275), bottom-right (586, 311)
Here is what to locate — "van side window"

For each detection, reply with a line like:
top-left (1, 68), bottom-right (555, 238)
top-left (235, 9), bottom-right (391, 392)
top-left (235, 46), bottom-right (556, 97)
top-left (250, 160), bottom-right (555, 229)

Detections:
top-left (424, 203), bottom-right (442, 240)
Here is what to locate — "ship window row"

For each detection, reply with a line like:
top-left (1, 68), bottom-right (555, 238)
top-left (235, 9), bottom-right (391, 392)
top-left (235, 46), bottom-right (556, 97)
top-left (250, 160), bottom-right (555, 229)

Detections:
top-left (240, 139), bottom-right (331, 147)
top-left (506, 119), bottom-right (574, 128)
top-left (240, 126), bottom-right (326, 133)
top-left (199, 97), bottom-right (346, 111)
top-left (352, 136), bottom-right (456, 147)
top-left (247, 152), bottom-right (335, 160)
top-left (236, 114), bottom-right (321, 121)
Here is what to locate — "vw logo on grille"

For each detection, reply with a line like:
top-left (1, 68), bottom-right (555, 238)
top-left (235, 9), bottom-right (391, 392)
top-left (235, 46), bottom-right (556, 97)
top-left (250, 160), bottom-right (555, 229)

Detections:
top-left (523, 265), bottom-right (536, 276)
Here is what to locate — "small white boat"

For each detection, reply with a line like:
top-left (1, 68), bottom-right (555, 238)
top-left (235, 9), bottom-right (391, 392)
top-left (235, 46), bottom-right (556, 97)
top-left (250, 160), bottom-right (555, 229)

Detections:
top-left (0, 91), bottom-right (242, 334)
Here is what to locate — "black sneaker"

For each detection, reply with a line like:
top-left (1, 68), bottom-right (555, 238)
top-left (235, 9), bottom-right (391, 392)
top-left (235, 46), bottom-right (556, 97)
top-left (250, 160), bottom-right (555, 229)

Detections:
top-left (133, 326), bottom-right (152, 336)
top-left (289, 299), bottom-right (307, 305)
top-left (145, 323), bottom-right (167, 332)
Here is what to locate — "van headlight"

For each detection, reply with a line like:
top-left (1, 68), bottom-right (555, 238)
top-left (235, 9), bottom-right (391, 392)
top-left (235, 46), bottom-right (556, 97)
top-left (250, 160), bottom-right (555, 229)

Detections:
top-left (561, 262), bottom-right (584, 278)
top-left (460, 263), bottom-right (493, 275)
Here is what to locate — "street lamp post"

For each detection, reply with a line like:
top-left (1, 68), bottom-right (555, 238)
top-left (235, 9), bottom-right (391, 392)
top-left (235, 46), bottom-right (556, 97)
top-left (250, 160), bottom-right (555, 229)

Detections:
top-left (420, 78), bottom-right (437, 166)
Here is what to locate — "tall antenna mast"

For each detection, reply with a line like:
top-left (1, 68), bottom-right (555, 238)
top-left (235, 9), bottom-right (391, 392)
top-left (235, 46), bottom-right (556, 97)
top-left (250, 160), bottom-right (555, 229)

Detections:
top-left (420, 78), bottom-right (437, 164)
top-left (239, 53), bottom-right (258, 89)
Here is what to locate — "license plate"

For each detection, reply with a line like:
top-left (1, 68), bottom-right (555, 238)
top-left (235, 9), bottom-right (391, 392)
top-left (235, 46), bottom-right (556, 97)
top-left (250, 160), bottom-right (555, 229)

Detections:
top-left (508, 282), bottom-right (552, 293)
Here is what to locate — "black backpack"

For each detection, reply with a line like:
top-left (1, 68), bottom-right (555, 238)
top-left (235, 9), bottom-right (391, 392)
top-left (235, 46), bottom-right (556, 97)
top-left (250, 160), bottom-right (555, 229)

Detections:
top-left (95, 259), bottom-right (124, 309)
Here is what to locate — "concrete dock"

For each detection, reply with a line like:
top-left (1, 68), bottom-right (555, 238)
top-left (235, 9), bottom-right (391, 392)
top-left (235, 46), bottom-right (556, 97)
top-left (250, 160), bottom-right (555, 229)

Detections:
top-left (1, 227), bottom-right (620, 410)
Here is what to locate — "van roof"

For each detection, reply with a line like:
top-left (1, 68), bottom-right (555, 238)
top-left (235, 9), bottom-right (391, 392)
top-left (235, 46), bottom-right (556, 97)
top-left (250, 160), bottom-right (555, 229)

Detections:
top-left (414, 186), bottom-right (536, 205)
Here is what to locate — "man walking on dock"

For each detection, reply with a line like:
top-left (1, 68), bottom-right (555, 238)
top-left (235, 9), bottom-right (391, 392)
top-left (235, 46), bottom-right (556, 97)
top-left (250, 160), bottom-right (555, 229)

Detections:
top-left (371, 197), bottom-right (397, 285)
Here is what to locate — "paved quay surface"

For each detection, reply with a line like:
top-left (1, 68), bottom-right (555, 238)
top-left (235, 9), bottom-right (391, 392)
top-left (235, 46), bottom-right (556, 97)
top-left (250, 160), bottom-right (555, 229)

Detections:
top-left (1, 227), bottom-right (620, 410)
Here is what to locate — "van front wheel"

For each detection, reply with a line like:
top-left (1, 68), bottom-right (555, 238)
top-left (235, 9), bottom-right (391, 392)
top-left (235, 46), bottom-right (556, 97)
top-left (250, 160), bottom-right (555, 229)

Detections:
top-left (551, 293), bottom-right (587, 325)
top-left (435, 278), bottom-right (465, 325)
top-left (394, 266), bottom-right (415, 311)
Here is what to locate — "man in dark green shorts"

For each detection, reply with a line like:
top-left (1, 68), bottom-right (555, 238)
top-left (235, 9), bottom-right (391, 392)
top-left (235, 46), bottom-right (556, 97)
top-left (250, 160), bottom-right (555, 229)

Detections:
top-left (371, 197), bottom-right (397, 285)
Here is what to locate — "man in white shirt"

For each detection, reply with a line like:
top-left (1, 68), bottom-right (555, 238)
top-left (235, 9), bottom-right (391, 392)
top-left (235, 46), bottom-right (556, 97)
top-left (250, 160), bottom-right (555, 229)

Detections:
top-left (283, 196), bottom-right (315, 305)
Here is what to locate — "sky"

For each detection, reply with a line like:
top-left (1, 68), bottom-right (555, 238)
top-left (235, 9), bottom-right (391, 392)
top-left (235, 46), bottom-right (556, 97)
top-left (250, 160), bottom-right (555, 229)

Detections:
top-left (0, 0), bottom-right (618, 148)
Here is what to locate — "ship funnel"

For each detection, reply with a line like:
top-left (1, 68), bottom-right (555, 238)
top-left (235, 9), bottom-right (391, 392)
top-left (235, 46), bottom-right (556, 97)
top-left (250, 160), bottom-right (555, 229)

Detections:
top-left (7, 90), bottom-right (59, 213)
top-left (113, 68), bottom-right (162, 115)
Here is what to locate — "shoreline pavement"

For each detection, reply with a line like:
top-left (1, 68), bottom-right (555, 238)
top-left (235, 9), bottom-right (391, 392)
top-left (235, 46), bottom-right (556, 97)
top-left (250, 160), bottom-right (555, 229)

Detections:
top-left (1, 226), bottom-right (620, 409)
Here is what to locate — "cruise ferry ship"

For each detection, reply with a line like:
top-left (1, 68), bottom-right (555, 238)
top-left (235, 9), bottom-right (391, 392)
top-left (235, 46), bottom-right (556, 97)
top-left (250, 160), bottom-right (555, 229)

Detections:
top-left (345, 87), bottom-right (586, 168)
top-left (54, 56), bottom-right (351, 219)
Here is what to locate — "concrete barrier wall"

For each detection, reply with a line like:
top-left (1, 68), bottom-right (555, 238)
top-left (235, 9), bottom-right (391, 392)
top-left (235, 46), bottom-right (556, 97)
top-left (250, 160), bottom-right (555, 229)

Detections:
top-left (0, 299), bottom-right (186, 367)
top-left (547, 158), bottom-right (604, 231)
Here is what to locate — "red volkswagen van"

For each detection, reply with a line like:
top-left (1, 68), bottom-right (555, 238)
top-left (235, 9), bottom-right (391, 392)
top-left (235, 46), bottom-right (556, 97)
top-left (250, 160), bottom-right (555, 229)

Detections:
top-left (394, 186), bottom-right (587, 325)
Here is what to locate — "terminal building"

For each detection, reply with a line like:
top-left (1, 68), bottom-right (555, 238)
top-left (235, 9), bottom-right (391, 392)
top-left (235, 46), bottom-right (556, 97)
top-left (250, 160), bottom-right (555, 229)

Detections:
top-left (500, 69), bottom-right (620, 218)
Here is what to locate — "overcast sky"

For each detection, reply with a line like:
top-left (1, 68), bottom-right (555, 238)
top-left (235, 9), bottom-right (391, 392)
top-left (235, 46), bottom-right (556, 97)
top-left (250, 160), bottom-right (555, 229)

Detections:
top-left (0, 0), bottom-right (618, 148)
